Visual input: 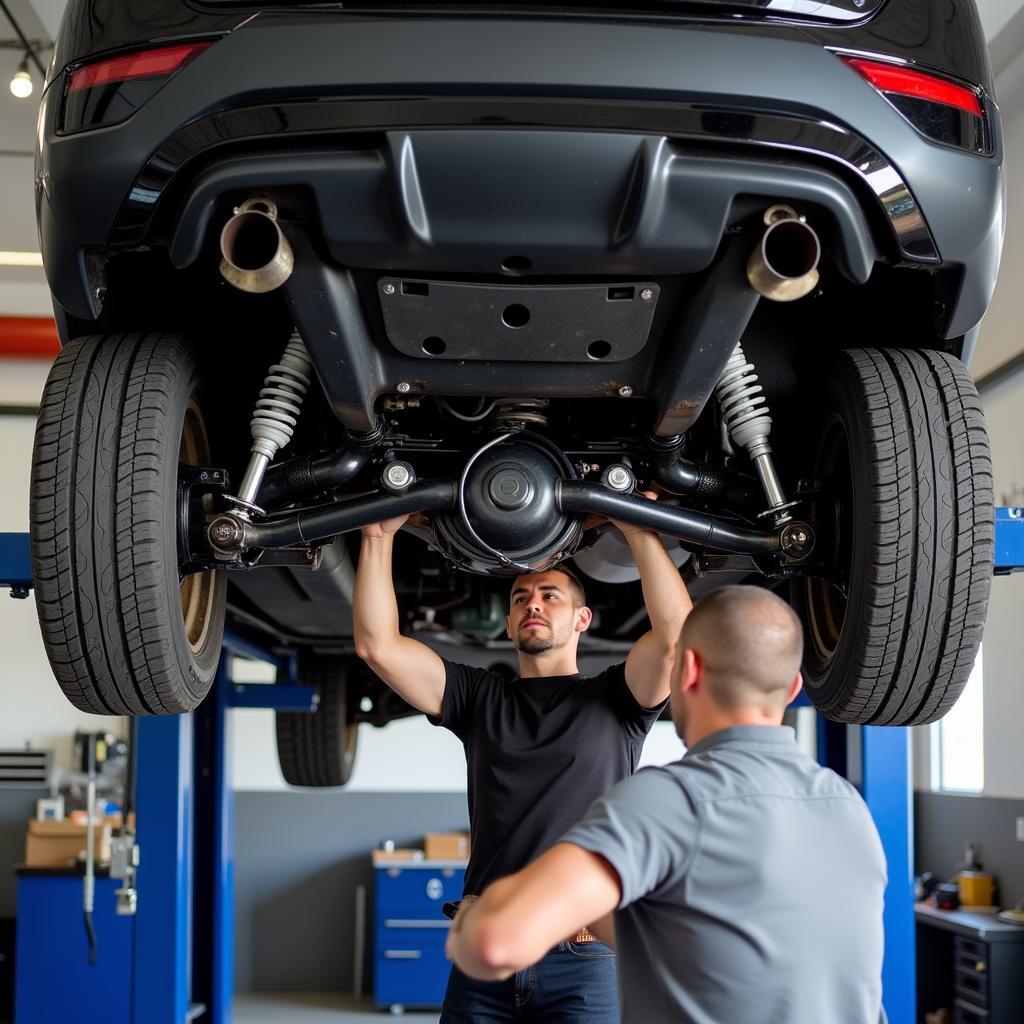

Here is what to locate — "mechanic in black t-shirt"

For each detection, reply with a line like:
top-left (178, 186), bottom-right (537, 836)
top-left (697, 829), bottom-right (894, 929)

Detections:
top-left (353, 500), bottom-right (692, 1024)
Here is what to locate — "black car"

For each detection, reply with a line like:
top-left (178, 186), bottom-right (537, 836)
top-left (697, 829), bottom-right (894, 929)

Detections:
top-left (30, 0), bottom-right (1000, 785)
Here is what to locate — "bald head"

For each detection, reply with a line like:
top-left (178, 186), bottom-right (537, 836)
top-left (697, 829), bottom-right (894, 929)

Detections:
top-left (679, 586), bottom-right (803, 713)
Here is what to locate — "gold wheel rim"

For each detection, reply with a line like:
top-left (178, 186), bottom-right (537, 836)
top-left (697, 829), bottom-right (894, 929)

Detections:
top-left (803, 417), bottom-right (850, 671)
top-left (179, 401), bottom-right (216, 656)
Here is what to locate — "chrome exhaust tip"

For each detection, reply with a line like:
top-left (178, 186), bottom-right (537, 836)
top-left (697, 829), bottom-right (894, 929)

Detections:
top-left (219, 197), bottom-right (294, 294)
top-left (746, 204), bottom-right (821, 303)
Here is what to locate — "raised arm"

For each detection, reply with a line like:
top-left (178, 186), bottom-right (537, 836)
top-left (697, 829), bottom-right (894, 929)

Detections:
top-left (617, 496), bottom-right (693, 708)
top-left (445, 843), bottom-right (622, 981)
top-left (353, 517), bottom-right (446, 717)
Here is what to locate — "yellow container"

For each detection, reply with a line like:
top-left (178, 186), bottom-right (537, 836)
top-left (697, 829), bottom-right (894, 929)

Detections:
top-left (957, 871), bottom-right (993, 907)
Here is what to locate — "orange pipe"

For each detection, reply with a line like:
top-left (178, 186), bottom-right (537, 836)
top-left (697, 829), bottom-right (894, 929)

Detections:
top-left (0, 317), bottom-right (60, 359)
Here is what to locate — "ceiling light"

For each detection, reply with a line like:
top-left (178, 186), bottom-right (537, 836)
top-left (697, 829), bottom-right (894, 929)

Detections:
top-left (0, 251), bottom-right (43, 267)
top-left (10, 57), bottom-right (32, 100)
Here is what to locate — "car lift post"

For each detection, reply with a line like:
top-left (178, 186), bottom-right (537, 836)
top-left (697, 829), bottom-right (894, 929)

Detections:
top-left (131, 634), bottom-right (315, 1024)
top-left (1, 507), bottom-right (1022, 1024)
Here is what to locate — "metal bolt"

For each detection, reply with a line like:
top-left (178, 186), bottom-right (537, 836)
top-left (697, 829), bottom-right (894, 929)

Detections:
top-left (382, 282), bottom-right (396, 296)
top-left (210, 517), bottom-right (242, 548)
top-left (617, 385), bottom-right (633, 398)
top-left (212, 523), bottom-right (232, 542)
top-left (396, 381), bottom-right (411, 394)
top-left (384, 463), bottom-right (413, 489)
top-left (606, 466), bottom-right (632, 491)
top-left (640, 288), bottom-right (654, 301)
top-left (780, 523), bottom-right (814, 558)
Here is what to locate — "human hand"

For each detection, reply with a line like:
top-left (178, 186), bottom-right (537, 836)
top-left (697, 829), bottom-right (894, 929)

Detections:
top-left (444, 896), bottom-right (478, 960)
top-left (361, 514), bottom-right (411, 540)
top-left (610, 489), bottom-right (659, 540)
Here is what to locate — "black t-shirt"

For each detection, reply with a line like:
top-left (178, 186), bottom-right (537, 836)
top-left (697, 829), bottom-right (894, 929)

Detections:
top-left (429, 659), bottom-right (665, 895)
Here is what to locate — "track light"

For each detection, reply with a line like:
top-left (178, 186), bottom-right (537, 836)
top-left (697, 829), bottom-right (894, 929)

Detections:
top-left (10, 56), bottom-right (32, 99)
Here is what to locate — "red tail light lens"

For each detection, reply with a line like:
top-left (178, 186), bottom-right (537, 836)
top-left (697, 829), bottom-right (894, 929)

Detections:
top-left (841, 55), bottom-right (988, 154)
top-left (60, 41), bottom-right (213, 135)
top-left (67, 42), bottom-right (212, 95)
top-left (843, 57), bottom-right (982, 117)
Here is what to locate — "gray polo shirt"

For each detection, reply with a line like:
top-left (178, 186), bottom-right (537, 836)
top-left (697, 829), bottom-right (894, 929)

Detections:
top-left (563, 725), bottom-right (886, 1024)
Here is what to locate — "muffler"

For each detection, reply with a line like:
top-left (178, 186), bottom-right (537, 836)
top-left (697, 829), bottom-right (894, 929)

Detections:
top-left (746, 204), bottom-right (820, 302)
top-left (219, 197), bottom-right (294, 293)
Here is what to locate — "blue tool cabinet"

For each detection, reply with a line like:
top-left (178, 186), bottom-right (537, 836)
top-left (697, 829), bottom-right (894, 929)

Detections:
top-left (14, 869), bottom-right (132, 1024)
top-left (373, 854), bottom-right (467, 1013)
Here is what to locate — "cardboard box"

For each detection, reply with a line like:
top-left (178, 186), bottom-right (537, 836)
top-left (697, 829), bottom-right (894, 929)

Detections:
top-left (24, 819), bottom-right (111, 868)
top-left (372, 848), bottom-right (425, 866)
top-left (424, 832), bottom-right (470, 860)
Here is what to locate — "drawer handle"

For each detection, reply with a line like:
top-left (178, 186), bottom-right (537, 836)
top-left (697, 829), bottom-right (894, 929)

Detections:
top-left (383, 950), bottom-right (423, 960)
top-left (975, 960), bottom-right (986, 972)
top-left (384, 919), bottom-right (452, 929)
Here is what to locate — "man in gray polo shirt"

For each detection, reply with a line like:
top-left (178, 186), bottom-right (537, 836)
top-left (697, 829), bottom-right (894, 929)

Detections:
top-left (446, 585), bottom-right (887, 1024)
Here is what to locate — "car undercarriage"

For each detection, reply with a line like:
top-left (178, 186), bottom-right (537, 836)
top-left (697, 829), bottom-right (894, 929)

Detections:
top-left (28, 0), bottom-right (1001, 784)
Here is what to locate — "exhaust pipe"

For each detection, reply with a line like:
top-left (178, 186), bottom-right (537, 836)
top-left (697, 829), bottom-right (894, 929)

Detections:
top-left (746, 204), bottom-right (820, 302)
top-left (219, 197), bottom-right (294, 293)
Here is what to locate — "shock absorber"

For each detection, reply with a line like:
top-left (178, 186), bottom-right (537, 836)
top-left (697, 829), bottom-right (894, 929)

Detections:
top-left (491, 398), bottom-right (549, 430)
top-left (714, 344), bottom-right (794, 522)
top-left (228, 330), bottom-right (314, 515)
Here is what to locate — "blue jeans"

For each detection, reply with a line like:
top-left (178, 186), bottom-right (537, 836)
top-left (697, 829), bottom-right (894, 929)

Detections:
top-left (440, 941), bottom-right (619, 1023)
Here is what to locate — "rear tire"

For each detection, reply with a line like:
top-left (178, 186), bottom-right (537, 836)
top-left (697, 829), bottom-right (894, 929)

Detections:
top-left (793, 348), bottom-right (992, 726)
top-left (275, 655), bottom-right (359, 787)
top-left (30, 333), bottom-right (226, 715)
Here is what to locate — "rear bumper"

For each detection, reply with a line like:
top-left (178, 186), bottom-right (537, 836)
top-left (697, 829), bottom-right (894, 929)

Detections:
top-left (38, 13), bottom-right (1003, 337)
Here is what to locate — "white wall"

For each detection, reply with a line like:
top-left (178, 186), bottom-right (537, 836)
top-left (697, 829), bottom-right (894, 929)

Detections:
top-left (974, 47), bottom-right (1024, 377)
top-left (975, 374), bottom-right (1024, 799)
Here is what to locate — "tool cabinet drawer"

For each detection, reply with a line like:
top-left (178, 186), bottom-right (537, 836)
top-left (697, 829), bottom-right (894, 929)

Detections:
top-left (955, 936), bottom-right (988, 970)
top-left (375, 863), bottom-right (465, 917)
top-left (374, 927), bottom-right (452, 1010)
top-left (954, 998), bottom-right (988, 1024)
top-left (954, 965), bottom-right (988, 1008)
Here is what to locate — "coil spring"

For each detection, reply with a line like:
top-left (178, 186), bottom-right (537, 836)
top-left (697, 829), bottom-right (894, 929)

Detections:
top-left (714, 344), bottom-right (771, 451)
top-left (250, 331), bottom-right (313, 459)
top-left (491, 398), bottom-right (549, 429)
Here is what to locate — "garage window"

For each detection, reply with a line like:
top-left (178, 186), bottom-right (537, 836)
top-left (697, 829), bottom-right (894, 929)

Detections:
top-left (931, 647), bottom-right (984, 793)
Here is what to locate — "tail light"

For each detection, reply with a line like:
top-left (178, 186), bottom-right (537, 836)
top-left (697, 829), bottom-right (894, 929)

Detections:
top-left (841, 55), bottom-right (989, 154)
top-left (60, 41), bottom-right (213, 135)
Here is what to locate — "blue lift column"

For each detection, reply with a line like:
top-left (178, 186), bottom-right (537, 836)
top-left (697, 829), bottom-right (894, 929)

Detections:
top-left (814, 718), bottom-right (914, 1023)
top-left (133, 712), bottom-right (196, 1023)
top-left (131, 635), bottom-right (315, 1024)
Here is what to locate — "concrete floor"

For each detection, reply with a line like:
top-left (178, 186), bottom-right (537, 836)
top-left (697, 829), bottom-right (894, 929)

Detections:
top-left (234, 992), bottom-right (440, 1022)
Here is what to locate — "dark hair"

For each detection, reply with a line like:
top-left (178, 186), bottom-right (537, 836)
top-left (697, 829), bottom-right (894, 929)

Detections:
top-left (509, 565), bottom-right (587, 608)
top-left (552, 565), bottom-right (587, 608)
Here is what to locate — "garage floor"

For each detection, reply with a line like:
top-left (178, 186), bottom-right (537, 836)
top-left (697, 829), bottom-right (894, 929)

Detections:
top-left (234, 992), bottom-right (440, 1022)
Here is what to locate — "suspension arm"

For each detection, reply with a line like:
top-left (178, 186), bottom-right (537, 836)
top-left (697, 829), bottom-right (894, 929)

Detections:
top-left (557, 481), bottom-right (783, 555)
top-left (210, 480), bottom-right (457, 551)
